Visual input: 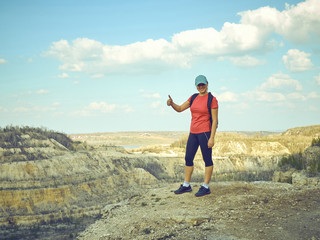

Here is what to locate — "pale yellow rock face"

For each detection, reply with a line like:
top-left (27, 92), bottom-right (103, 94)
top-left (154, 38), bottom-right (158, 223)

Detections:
top-left (0, 135), bottom-right (160, 228)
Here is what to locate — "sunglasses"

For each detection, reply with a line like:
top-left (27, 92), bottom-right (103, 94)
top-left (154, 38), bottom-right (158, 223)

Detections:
top-left (197, 83), bottom-right (206, 87)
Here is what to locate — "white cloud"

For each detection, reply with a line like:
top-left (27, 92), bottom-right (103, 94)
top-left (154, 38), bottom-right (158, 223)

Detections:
top-left (281, 0), bottom-right (320, 43)
top-left (46, 38), bottom-right (179, 74)
top-left (45, 25), bottom-right (259, 73)
top-left (242, 71), bottom-right (318, 103)
top-left (260, 73), bottom-right (302, 91)
top-left (0, 58), bottom-right (7, 64)
top-left (59, 63), bottom-right (83, 72)
top-left (243, 90), bottom-right (286, 102)
top-left (239, 0), bottom-right (320, 44)
top-left (171, 23), bottom-right (265, 56)
top-left (71, 101), bottom-right (135, 116)
top-left (36, 89), bottom-right (49, 94)
top-left (238, 6), bottom-right (281, 34)
top-left (52, 102), bottom-right (60, 106)
top-left (228, 55), bottom-right (266, 67)
top-left (86, 102), bottom-right (116, 113)
top-left (283, 49), bottom-right (313, 72)
top-left (58, 73), bottom-right (69, 78)
top-left (315, 73), bottom-right (320, 85)
top-left (120, 105), bottom-right (134, 113)
top-left (217, 91), bottom-right (238, 102)
top-left (91, 73), bottom-right (104, 78)
top-left (44, 0), bottom-right (320, 74)
top-left (287, 92), bottom-right (307, 101)
top-left (4, 102), bottom-right (59, 116)
top-left (73, 81), bottom-right (80, 85)
top-left (308, 91), bottom-right (320, 99)
top-left (256, 91), bottom-right (286, 102)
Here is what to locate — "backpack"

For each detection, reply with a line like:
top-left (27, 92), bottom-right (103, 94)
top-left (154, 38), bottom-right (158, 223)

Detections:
top-left (190, 92), bottom-right (217, 128)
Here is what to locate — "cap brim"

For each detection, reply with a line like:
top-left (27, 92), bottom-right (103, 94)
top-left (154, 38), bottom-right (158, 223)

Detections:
top-left (195, 80), bottom-right (207, 86)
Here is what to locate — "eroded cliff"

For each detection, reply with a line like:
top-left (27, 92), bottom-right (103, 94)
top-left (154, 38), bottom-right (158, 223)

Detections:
top-left (1, 125), bottom-right (319, 239)
top-left (0, 127), bottom-right (164, 239)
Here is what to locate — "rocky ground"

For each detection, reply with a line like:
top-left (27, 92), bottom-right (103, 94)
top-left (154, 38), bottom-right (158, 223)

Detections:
top-left (78, 181), bottom-right (320, 240)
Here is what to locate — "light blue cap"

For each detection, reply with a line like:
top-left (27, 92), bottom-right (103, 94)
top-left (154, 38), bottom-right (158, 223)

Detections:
top-left (195, 75), bottom-right (208, 86)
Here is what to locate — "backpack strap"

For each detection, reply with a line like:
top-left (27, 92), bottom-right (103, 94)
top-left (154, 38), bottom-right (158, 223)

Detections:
top-left (208, 92), bottom-right (218, 128)
top-left (207, 92), bottom-right (213, 126)
top-left (189, 93), bottom-right (199, 107)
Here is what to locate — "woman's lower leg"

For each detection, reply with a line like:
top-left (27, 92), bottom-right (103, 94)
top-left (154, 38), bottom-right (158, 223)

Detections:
top-left (204, 165), bottom-right (213, 184)
top-left (184, 166), bottom-right (194, 182)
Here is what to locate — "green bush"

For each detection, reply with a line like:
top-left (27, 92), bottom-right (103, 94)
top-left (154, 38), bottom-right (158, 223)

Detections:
top-left (278, 138), bottom-right (320, 173)
top-left (309, 161), bottom-right (320, 175)
top-left (0, 125), bottom-right (75, 150)
top-left (279, 153), bottom-right (304, 170)
top-left (311, 137), bottom-right (320, 147)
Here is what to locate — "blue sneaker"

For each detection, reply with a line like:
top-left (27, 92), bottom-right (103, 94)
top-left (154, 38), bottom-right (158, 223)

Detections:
top-left (174, 184), bottom-right (192, 194)
top-left (195, 186), bottom-right (211, 197)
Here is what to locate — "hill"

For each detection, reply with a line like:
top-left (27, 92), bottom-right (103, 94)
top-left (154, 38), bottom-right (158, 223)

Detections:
top-left (0, 125), bottom-right (319, 239)
top-left (282, 125), bottom-right (320, 137)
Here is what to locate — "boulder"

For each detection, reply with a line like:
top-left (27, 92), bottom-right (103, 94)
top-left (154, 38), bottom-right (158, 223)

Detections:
top-left (272, 168), bottom-right (297, 183)
top-left (292, 171), bottom-right (320, 187)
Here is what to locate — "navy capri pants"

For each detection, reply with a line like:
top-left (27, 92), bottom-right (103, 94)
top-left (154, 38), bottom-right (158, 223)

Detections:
top-left (185, 131), bottom-right (213, 167)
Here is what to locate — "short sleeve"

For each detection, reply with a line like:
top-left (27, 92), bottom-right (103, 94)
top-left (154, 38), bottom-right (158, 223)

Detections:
top-left (211, 97), bottom-right (218, 109)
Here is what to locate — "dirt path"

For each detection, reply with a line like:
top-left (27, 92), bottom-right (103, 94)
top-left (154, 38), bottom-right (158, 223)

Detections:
top-left (78, 182), bottom-right (320, 240)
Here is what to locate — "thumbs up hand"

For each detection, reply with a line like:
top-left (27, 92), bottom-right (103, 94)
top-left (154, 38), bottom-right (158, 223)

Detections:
top-left (167, 95), bottom-right (173, 106)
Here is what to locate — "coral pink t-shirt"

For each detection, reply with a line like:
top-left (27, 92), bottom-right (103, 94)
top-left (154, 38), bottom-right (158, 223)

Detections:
top-left (188, 93), bottom-right (218, 134)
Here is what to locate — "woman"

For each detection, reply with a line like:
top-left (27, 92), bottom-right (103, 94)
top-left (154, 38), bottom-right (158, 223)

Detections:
top-left (167, 75), bottom-right (218, 197)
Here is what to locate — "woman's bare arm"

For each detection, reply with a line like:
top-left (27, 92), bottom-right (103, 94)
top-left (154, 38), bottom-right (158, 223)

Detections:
top-left (167, 95), bottom-right (190, 112)
top-left (208, 108), bottom-right (218, 148)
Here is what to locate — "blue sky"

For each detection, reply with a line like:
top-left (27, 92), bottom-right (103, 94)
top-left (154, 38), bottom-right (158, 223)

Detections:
top-left (0, 0), bottom-right (319, 133)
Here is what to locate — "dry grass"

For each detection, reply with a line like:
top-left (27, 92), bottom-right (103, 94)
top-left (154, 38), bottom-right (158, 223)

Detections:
top-left (170, 126), bottom-right (319, 155)
top-left (69, 131), bottom-right (187, 147)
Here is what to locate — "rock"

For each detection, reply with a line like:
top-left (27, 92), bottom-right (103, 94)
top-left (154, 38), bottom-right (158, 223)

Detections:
top-left (273, 169), bottom-right (320, 186)
top-left (50, 138), bottom-right (69, 151)
top-left (272, 168), bottom-right (297, 183)
top-left (189, 217), bottom-right (209, 226)
top-left (169, 215), bottom-right (210, 226)
top-left (99, 233), bottom-right (111, 240)
top-left (292, 171), bottom-right (320, 187)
